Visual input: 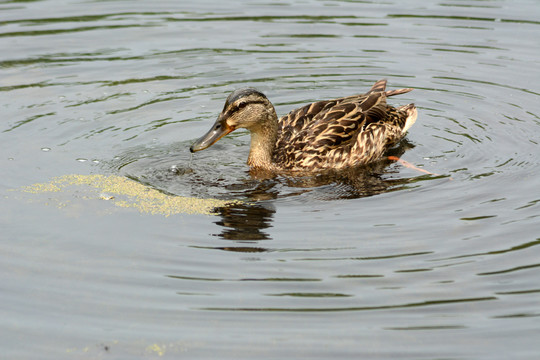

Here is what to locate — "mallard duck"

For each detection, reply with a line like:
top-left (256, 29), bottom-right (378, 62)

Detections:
top-left (190, 79), bottom-right (417, 171)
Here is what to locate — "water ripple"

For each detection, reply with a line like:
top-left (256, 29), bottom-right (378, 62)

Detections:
top-left (201, 296), bottom-right (498, 312)
top-left (2, 0), bottom-right (540, 358)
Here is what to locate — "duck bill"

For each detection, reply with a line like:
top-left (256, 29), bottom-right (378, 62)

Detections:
top-left (190, 119), bottom-right (233, 153)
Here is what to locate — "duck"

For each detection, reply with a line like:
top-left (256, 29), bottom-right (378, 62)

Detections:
top-left (190, 79), bottom-right (417, 172)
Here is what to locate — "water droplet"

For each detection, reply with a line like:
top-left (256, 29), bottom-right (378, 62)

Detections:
top-left (92, 160), bottom-right (100, 164)
top-left (99, 193), bottom-right (114, 200)
top-left (41, 147), bottom-right (51, 152)
top-left (76, 158), bottom-right (88, 162)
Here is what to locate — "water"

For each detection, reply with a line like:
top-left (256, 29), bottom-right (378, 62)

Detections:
top-left (2, 0), bottom-right (540, 359)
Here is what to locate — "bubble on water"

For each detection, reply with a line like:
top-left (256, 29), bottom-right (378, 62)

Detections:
top-left (169, 165), bottom-right (193, 175)
top-left (41, 147), bottom-right (51, 152)
top-left (76, 158), bottom-right (88, 162)
top-left (99, 193), bottom-right (114, 200)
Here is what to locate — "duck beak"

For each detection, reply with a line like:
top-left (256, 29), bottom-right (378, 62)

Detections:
top-left (190, 117), bottom-right (233, 153)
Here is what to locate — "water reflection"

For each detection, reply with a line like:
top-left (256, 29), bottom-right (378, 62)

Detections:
top-left (210, 140), bottom-right (439, 244)
top-left (214, 202), bottom-right (275, 241)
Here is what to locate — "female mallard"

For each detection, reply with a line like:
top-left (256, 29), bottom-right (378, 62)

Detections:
top-left (190, 79), bottom-right (417, 171)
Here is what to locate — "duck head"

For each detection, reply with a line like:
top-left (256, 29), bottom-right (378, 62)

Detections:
top-left (190, 88), bottom-right (276, 153)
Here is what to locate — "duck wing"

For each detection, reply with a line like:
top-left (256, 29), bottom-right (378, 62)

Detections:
top-left (274, 91), bottom-right (389, 169)
top-left (304, 92), bottom-right (387, 149)
top-left (276, 99), bottom-right (338, 143)
top-left (273, 79), bottom-right (414, 170)
top-left (276, 79), bottom-right (393, 134)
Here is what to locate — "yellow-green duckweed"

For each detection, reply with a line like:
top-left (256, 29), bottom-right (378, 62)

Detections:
top-left (18, 174), bottom-right (238, 216)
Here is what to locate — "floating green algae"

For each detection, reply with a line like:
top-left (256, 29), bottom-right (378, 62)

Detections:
top-left (18, 174), bottom-right (237, 216)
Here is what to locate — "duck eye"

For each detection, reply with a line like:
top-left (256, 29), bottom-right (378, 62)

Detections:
top-left (237, 102), bottom-right (248, 110)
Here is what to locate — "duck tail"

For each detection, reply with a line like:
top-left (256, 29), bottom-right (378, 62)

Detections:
top-left (385, 87), bottom-right (414, 97)
top-left (369, 79), bottom-right (387, 93)
top-left (399, 103), bottom-right (417, 134)
top-left (370, 79), bottom-right (414, 97)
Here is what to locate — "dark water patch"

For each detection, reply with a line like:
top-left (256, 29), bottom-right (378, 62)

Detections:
top-left (460, 215), bottom-right (497, 221)
top-left (335, 274), bottom-right (384, 278)
top-left (0, 24), bottom-right (157, 38)
top-left (477, 263), bottom-right (540, 276)
top-left (167, 14), bottom-right (358, 23)
top-left (496, 288), bottom-right (540, 296)
top-left (268, 292), bottom-right (353, 297)
top-left (394, 268), bottom-right (433, 273)
top-left (387, 13), bottom-right (540, 25)
top-left (386, 325), bottom-right (466, 330)
top-left (167, 275), bottom-right (224, 282)
top-left (493, 313), bottom-right (540, 319)
top-left (434, 238), bottom-right (540, 262)
top-left (201, 296), bottom-right (498, 312)
top-left (295, 251), bottom-right (434, 262)
top-left (3, 111), bottom-right (56, 132)
top-left (0, 12), bottom-right (168, 26)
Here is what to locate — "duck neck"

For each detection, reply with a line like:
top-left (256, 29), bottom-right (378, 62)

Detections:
top-left (247, 110), bottom-right (278, 169)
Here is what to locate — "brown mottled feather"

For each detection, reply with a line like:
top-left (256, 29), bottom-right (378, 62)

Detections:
top-left (272, 80), bottom-right (415, 170)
